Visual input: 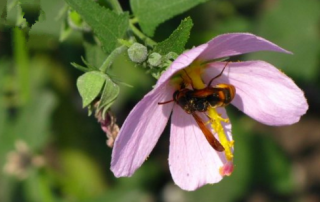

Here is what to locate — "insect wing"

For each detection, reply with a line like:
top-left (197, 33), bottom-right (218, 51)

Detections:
top-left (192, 113), bottom-right (224, 152)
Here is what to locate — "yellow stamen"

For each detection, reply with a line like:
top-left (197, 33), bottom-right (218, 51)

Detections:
top-left (207, 108), bottom-right (233, 161)
top-left (182, 65), bottom-right (205, 89)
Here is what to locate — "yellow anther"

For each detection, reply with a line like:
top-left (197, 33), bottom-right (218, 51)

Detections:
top-left (204, 120), bottom-right (211, 125)
top-left (220, 117), bottom-right (229, 123)
top-left (229, 140), bottom-right (235, 147)
top-left (208, 107), bottom-right (234, 161)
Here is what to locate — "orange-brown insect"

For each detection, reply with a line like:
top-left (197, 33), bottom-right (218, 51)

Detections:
top-left (159, 63), bottom-right (235, 152)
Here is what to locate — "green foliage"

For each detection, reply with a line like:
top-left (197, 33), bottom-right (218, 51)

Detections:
top-left (97, 75), bottom-right (120, 114)
top-left (154, 17), bottom-right (193, 55)
top-left (76, 70), bottom-right (120, 115)
top-left (13, 91), bottom-right (57, 150)
top-left (248, 0), bottom-right (320, 81)
top-left (0, 60), bottom-right (13, 165)
top-left (57, 149), bottom-right (106, 199)
top-left (0, 0), bottom-right (7, 21)
top-left (76, 71), bottom-right (106, 107)
top-left (65, 0), bottom-right (129, 54)
top-left (20, 0), bottom-right (41, 27)
top-left (255, 137), bottom-right (294, 193)
top-left (24, 170), bottom-right (57, 202)
top-left (131, 0), bottom-right (208, 37)
top-left (84, 40), bottom-right (107, 68)
top-left (14, 27), bottom-right (29, 104)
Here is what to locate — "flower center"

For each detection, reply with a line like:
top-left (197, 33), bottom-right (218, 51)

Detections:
top-left (182, 67), bottom-right (234, 162)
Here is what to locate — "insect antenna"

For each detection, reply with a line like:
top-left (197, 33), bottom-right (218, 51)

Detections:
top-left (182, 69), bottom-right (195, 89)
top-left (208, 61), bottom-right (230, 87)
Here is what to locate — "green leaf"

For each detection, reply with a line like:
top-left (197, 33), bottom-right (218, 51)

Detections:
top-left (98, 75), bottom-right (120, 114)
top-left (28, 0), bottom-right (67, 40)
top-left (76, 71), bottom-right (106, 107)
top-left (131, 0), bottom-right (207, 37)
top-left (20, 0), bottom-right (42, 27)
top-left (154, 17), bottom-right (193, 55)
top-left (65, 0), bottom-right (129, 54)
top-left (59, 20), bottom-right (72, 42)
top-left (247, 0), bottom-right (320, 81)
top-left (83, 39), bottom-right (107, 68)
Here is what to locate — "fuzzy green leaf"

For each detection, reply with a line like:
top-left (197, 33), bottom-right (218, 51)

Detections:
top-left (131, 0), bottom-right (207, 36)
top-left (65, 0), bottom-right (129, 54)
top-left (98, 76), bottom-right (120, 113)
top-left (76, 71), bottom-right (106, 107)
top-left (84, 40), bottom-right (107, 69)
top-left (154, 17), bottom-right (193, 55)
top-left (20, 0), bottom-right (41, 27)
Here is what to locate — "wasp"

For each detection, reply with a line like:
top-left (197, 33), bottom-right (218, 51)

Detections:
top-left (159, 63), bottom-right (235, 152)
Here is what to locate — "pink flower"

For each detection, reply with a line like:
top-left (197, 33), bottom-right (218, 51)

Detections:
top-left (110, 33), bottom-right (308, 191)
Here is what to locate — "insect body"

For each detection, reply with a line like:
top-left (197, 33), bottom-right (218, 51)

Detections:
top-left (173, 83), bottom-right (235, 114)
top-left (159, 64), bottom-right (236, 152)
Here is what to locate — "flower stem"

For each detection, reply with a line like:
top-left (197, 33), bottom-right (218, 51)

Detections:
top-left (99, 45), bottom-right (127, 73)
top-left (13, 27), bottom-right (30, 104)
top-left (129, 19), bottom-right (157, 47)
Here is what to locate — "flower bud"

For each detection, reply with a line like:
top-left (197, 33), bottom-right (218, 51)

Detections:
top-left (148, 52), bottom-right (162, 67)
top-left (127, 43), bottom-right (148, 63)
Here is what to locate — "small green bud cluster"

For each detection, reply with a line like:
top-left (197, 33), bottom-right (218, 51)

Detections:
top-left (127, 43), bottom-right (178, 79)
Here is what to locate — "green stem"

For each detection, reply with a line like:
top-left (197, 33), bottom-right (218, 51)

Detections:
top-left (13, 27), bottom-right (29, 104)
top-left (108, 0), bottom-right (123, 14)
top-left (99, 45), bottom-right (127, 73)
top-left (130, 17), bottom-right (138, 24)
top-left (129, 20), bottom-right (157, 47)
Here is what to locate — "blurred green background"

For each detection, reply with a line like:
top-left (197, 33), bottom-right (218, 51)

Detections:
top-left (1, 0), bottom-right (320, 202)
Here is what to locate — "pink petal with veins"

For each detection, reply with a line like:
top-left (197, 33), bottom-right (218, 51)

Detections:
top-left (156, 44), bottom-right (208, 88)
top-left (111, 84), bottom-right (174, 177)
top-left (198, 33), bottom-right (291, 61)
top-left (169, 105), bottom-right (232, 191)
top-left (204, 61), bottom-right (308, 126)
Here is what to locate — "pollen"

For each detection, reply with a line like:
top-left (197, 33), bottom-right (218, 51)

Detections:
top-left (208, 107), bottom-right (234, 161)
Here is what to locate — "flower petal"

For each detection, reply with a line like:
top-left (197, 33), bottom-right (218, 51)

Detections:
top-left (204, 61), bottom-right (308, 126)
top-left (199, 33), bottom-right (291, 62)
top-left (156, 44), bottom-right (208, 88)
top-left (111, 84), bottom-right (174, 177)
top-left (169, 105), bottom-right (232, 191)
